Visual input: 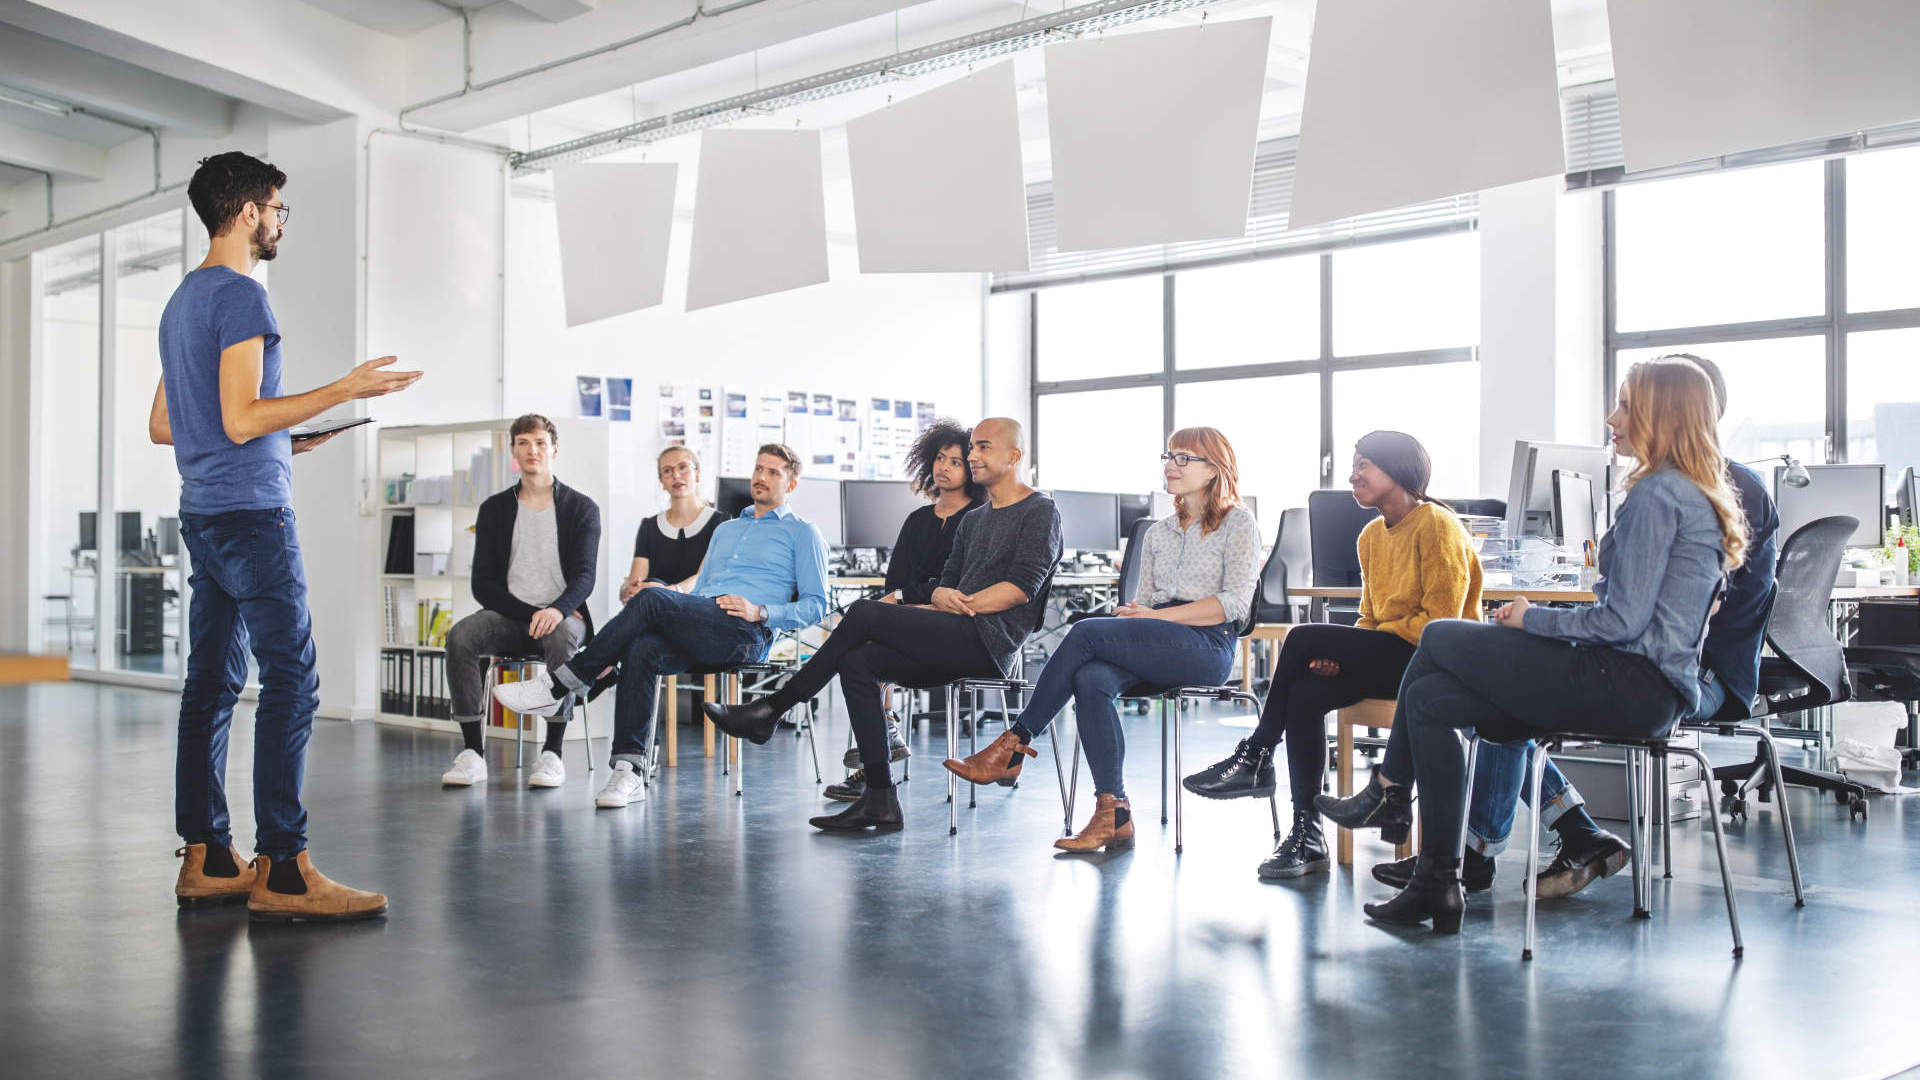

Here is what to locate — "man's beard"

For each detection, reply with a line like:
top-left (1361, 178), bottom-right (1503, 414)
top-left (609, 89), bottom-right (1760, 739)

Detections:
top-left (252, 218), bottom-right (279, 261)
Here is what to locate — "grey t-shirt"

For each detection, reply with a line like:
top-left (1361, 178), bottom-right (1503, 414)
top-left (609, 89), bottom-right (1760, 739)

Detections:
top-left (507, 503), bottom-right (568, 609)
top-left (939, 491), bottom-right (1063, 674)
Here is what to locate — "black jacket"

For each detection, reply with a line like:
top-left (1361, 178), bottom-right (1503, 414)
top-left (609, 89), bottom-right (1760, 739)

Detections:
top-left (883, 498), bottom-right (984, 605)
top-left (471, 479), bottom-right (601, 638)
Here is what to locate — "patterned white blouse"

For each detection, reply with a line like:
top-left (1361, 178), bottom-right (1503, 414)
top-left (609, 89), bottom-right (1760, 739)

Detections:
top-left (1134, 504), bottom-right (1262, 626)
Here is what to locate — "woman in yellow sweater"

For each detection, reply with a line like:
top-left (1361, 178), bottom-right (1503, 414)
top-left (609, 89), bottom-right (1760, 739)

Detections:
top-left (1183, 430), bottom-right (1481, 878)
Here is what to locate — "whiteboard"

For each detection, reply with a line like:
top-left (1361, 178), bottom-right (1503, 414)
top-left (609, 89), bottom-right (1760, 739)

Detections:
top-left (686, 129), bottom-right (830, 311)
top-left (846, 62), bottom-right (1030, 272)
top-left (1607, 0), bottom-right (1920, 171)
top-left (552, 162), bottom-right (677, 327)
top-left (1044, 19), bottom-right (1271, 251)
top-left (1289, 0), bottom-right (1565, 230)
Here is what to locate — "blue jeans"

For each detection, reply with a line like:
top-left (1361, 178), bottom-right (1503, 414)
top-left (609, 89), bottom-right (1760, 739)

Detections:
top-left (552, 587), bottom-right (770, 769)
top-left (1396, 621), bottom-right (1685, 860)
top-left (176, 508), bottom-right (320, 859)
top-left (1016, 616), bottom-right (1236, 798)
top-left (1463, 742), bottom-right (1585, 856)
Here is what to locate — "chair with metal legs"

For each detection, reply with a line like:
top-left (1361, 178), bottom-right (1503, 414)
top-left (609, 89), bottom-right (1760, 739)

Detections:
top-left (943, 667), bottom-right (1076, 836)
top-left (479, 654), bottom-right (595, 774)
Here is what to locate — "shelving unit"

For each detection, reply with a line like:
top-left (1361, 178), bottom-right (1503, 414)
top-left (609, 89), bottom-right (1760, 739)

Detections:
top-left (374, 418), bottom-right (623, 743)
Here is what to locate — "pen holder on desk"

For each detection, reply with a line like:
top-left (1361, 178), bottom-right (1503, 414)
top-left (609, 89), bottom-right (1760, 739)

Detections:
top-left (1577, 566), bottom-right (1598, 590)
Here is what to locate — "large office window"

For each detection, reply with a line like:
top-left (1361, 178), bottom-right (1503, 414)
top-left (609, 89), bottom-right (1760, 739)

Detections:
top-left (1027, 230), bottom-right (1482, 543)
top-left (1606, 148), bottom-right (1920, 490)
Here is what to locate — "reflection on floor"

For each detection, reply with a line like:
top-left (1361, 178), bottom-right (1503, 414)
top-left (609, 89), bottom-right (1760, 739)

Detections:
top-left (1, 682), bottom-right (1916, 1080)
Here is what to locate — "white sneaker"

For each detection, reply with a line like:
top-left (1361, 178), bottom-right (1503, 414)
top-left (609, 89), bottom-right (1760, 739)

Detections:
top-left (595, 761), bottom-right (645, 808)
top-left (491, 669), bottom-right (565, 717)
top-left (527, 751), bottom-right (566, 789)
top-left (441, 749), bottom-right (488, 787)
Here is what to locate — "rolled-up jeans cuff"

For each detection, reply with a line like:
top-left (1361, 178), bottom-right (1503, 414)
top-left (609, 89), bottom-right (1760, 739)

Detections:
top-left (1466, 828), bottom-right (1507, 857)
top-left (612, 752), bottom-right (650, 772)
top-left (553, 664), bottom-right (589, 694)
top-left (1536, 784), bottom-right (1583, 830)
top-left (453, 713), bottom-right (486, 727)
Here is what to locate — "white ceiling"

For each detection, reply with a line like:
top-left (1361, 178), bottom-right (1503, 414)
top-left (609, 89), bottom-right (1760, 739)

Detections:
top-left (298, 0), bottom-right (492, 35)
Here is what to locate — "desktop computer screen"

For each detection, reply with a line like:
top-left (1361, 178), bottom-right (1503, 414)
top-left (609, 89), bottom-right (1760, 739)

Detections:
top-left (1052, 490), bottom-right (1121, 552)
top-left (1776, 463), bottom-right (1884, 549)
top-left (785, 478), bottom-right (845, 548)
top-left (842, 480), bottom-right (926, 550)
top-left (78, 511), bottom-right (97, 553)
top-left (1895, 466), bottom-right (1918, 531)
top-left (1552, 470), bottom-right (1598, 550)
top-left (118, 511), bottom-right (143, 556)
top-left (1505, 441), bottom-right (1610, 538)
top-left (1117, 493), bottom-right (1154, 541)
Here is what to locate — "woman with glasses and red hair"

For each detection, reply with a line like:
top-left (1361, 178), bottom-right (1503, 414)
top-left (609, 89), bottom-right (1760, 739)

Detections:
top-left (945, 427), bottom-right (1260, 852)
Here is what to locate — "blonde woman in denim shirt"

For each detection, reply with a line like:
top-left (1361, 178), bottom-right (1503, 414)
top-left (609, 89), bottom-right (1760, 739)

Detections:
top-left (1320, 357), bottom-right (1748, 933)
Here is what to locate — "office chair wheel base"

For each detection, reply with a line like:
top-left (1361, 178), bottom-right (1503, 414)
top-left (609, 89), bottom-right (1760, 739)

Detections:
top-left (1833, 788), bottom-right (1852, 806)
top-left (1722, 794), bottom-right (1747, 823)
top-left (1848, 793), bottom-right (1867, 822)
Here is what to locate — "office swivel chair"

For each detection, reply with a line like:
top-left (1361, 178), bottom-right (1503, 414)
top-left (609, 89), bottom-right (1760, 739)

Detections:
top-left (1242, 507), bottom-right (1310, 695)
top-left (1306, 490), bottom-right (1380, 589)
top-left (1709, 517), bottom-right (1871, 821)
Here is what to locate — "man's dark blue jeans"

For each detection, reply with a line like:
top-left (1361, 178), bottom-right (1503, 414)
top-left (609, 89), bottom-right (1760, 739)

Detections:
top-left (176, 507), bottom-right (320, 860)
top-left (551, 586), bottom-right (770, 771)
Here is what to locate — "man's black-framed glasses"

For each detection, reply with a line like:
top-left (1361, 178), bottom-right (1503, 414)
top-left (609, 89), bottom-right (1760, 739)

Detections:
top-left (256, 202), bottom-right (291, 225)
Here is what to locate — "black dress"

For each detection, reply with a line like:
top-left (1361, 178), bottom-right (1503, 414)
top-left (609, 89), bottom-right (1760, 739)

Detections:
top-left (634, 506), bottom-right (723, 585)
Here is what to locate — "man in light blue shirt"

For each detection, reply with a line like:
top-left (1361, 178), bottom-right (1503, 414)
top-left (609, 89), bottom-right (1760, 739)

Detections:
top-left (493, 444), bottom-right (829, 808)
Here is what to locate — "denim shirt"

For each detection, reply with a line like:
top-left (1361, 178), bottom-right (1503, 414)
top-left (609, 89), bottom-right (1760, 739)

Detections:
top-left (1523, 467), bottom-right (1725, 715)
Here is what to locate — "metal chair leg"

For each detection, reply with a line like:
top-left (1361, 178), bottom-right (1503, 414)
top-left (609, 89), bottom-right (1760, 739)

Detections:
top-left (1159, 698), bottom-right (1170, 824)
top-left (1745, 724), bottom-right (1806, 906)
top-left (1174, 697), bottom-right (1185, 855)
top-left (731, 675), bottom-right (743, 798)
top-left (1457, 734), bottom-right (1481, 860)
top-left (803, 698), bottom-right (822, 783)
top-left (1625, 748), bottom-right (1648, 918)
top-left (1048, 721), bottom-right (1071, 835)
top-left (1522, 740), bottom-right (1551, 962)
top-left (967, 688), bottom-right (979, 810)
top-left (1661, 751), bottom-right (1672, 880)
top-left (1068, 724), bottom-right (1083, 835)
top-left (515, 662), bottom-right (533, 771)
top-left (640, 676), bottom-right (664, 791)
top-left (1269, 789), bottom-right (1281, 841)
top-left (947, 684), bottom-right (958, 835)
top-left (1673, 746), bottom-right (1744, 957)
top-left (481, 659), bottom-right (499, 761)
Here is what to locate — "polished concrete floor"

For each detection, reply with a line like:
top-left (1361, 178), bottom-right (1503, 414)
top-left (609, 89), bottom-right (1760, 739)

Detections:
top-left (2, 681), bottom-right (1918, 1080)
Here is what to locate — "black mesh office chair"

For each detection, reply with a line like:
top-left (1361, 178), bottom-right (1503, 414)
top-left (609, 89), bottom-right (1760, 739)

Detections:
top-left (1243, 507), bottom-right (1310, 695)
top-left (1306, 490), bottom-right (1380, 589)
top-left (1710, 516), bottom-right (1870, 820)
top-left (1068, 516), bottom-right (1153, 624)
top-left (1843, 600), bottom-right (1920, 768)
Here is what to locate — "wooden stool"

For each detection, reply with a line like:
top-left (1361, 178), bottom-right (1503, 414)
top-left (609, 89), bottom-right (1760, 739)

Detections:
top-left (1241, 623), bottom-right (1293, 691)
top-left (1334, 697), bottom-right (1415, 866)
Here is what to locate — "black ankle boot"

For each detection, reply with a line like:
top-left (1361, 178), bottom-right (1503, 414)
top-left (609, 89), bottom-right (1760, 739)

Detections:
top-left (1373, 848), bottom-right (1496, 892)
top-left (705, 699), bottom-right (781, 745)
top-left (1182, 738), bottom-right (1278, 800)
top-left (1257, 810), bottom-right (1329, 880)
top-left (822, 770), bottom-right (867, 802)
top-left (809, 782), bottom-right (904, 831)
top-left (1312, 770), bottom-right (1413, 844)
top-left (1363, 854), bottom-right (1465, 934)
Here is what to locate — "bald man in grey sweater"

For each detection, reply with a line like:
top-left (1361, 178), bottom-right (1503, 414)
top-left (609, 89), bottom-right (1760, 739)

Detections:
top-left (707, 419), bottom-right (1062, 831)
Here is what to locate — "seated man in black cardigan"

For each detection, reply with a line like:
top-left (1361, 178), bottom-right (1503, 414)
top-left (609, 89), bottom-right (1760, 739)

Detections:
top-left (440, 413), bottom-right (600, 791)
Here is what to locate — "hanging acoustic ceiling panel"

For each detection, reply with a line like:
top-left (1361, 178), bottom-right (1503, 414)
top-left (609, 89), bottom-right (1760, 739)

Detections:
top-left (552, 162), bottom-right (678, 326)
top-left (685, 129), bottom-right (830, 311)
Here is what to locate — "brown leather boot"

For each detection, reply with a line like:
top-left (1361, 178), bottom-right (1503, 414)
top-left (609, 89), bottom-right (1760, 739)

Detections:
top-left (175, 843), bottom-right (257, 907)
top-left (247, 852), bottom-right (389, 923)
top-left (942, 729), bottom-right (1038, 786)
top-left (1055, 794), bottom-right (1136, 853)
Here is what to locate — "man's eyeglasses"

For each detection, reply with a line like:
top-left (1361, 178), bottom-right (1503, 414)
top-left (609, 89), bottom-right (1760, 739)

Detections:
top-left (256, 202), bottom-right (291, 225)
top-left (1160, 452), bottom-right (1211, 468)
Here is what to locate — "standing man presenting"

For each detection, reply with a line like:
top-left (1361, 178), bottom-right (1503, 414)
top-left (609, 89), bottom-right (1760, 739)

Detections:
top-left (155, 152), bottom-right (418, 921)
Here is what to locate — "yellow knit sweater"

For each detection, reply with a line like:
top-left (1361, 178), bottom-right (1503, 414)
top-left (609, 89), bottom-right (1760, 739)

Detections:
top-left (1356, 502), bottom-right (1484, 645)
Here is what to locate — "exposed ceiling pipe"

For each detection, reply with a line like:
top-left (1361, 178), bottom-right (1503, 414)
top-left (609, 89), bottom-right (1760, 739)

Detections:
top-left (399, 0), bottom-right (780, 126)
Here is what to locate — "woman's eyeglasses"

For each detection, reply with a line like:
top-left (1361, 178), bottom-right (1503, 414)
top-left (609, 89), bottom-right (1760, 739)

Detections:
top-left (1160, 452), bottom-right (1211, 468)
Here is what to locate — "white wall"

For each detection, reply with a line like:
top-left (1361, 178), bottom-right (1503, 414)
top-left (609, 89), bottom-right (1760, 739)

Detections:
top-left (0, 258), bottom-right (32, 651)
top-left (269, 117), bottom-right (376, 719)
top-left (504, 188), bottom-right (986, 512)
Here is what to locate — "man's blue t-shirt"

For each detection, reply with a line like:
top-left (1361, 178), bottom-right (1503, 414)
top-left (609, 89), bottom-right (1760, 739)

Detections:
top-left (158, 266), bottom-right (292, 514)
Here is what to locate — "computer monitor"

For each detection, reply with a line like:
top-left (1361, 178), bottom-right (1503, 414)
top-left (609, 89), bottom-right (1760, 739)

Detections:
top-left (1552, 470), bottom-right (1598, 550)
top-left (118, 511), bottom-right (142, 556)
top-left (1117, 493), bottom-right (1154, 539)
top-left (1895, 466), bottom-right (1918, 531)
top-left (842, 480), bottom-right (926, 550)
top-left (1776, 463), bottom-right (1884, 549)
top-left (1505, 441), bottom-right (1611, 538)
top-left (158, 516), bottom-right (181, 558)
top-left (785, 477), bottom-right (844, 548)
top-left (1052, 490), bottom-right (1121, 553)
top-left (77, 511), bottom-right (97, 553)
top-left (1307, 488), bottom-right (1380, 588)
top-left (716, 477), bottom-right (753, 519)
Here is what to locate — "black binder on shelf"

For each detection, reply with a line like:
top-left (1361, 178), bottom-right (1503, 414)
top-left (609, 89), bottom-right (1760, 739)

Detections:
top-left (383, 515), bottom-right (415, 575)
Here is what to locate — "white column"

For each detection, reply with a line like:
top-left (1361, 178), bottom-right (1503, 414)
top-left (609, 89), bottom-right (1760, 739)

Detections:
top-left (0, 258), bottom-right (36, 651)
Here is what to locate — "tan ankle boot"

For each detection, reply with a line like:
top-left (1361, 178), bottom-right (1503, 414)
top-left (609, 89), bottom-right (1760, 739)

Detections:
top-left (942, 729), bottom-right (1038, 786)
top-left (247, 852), bottom-right (389, 923)
top-left (1055, 793), bottom-right (1136, 853)
top-left (175, 843), bottom-right (257, 907)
